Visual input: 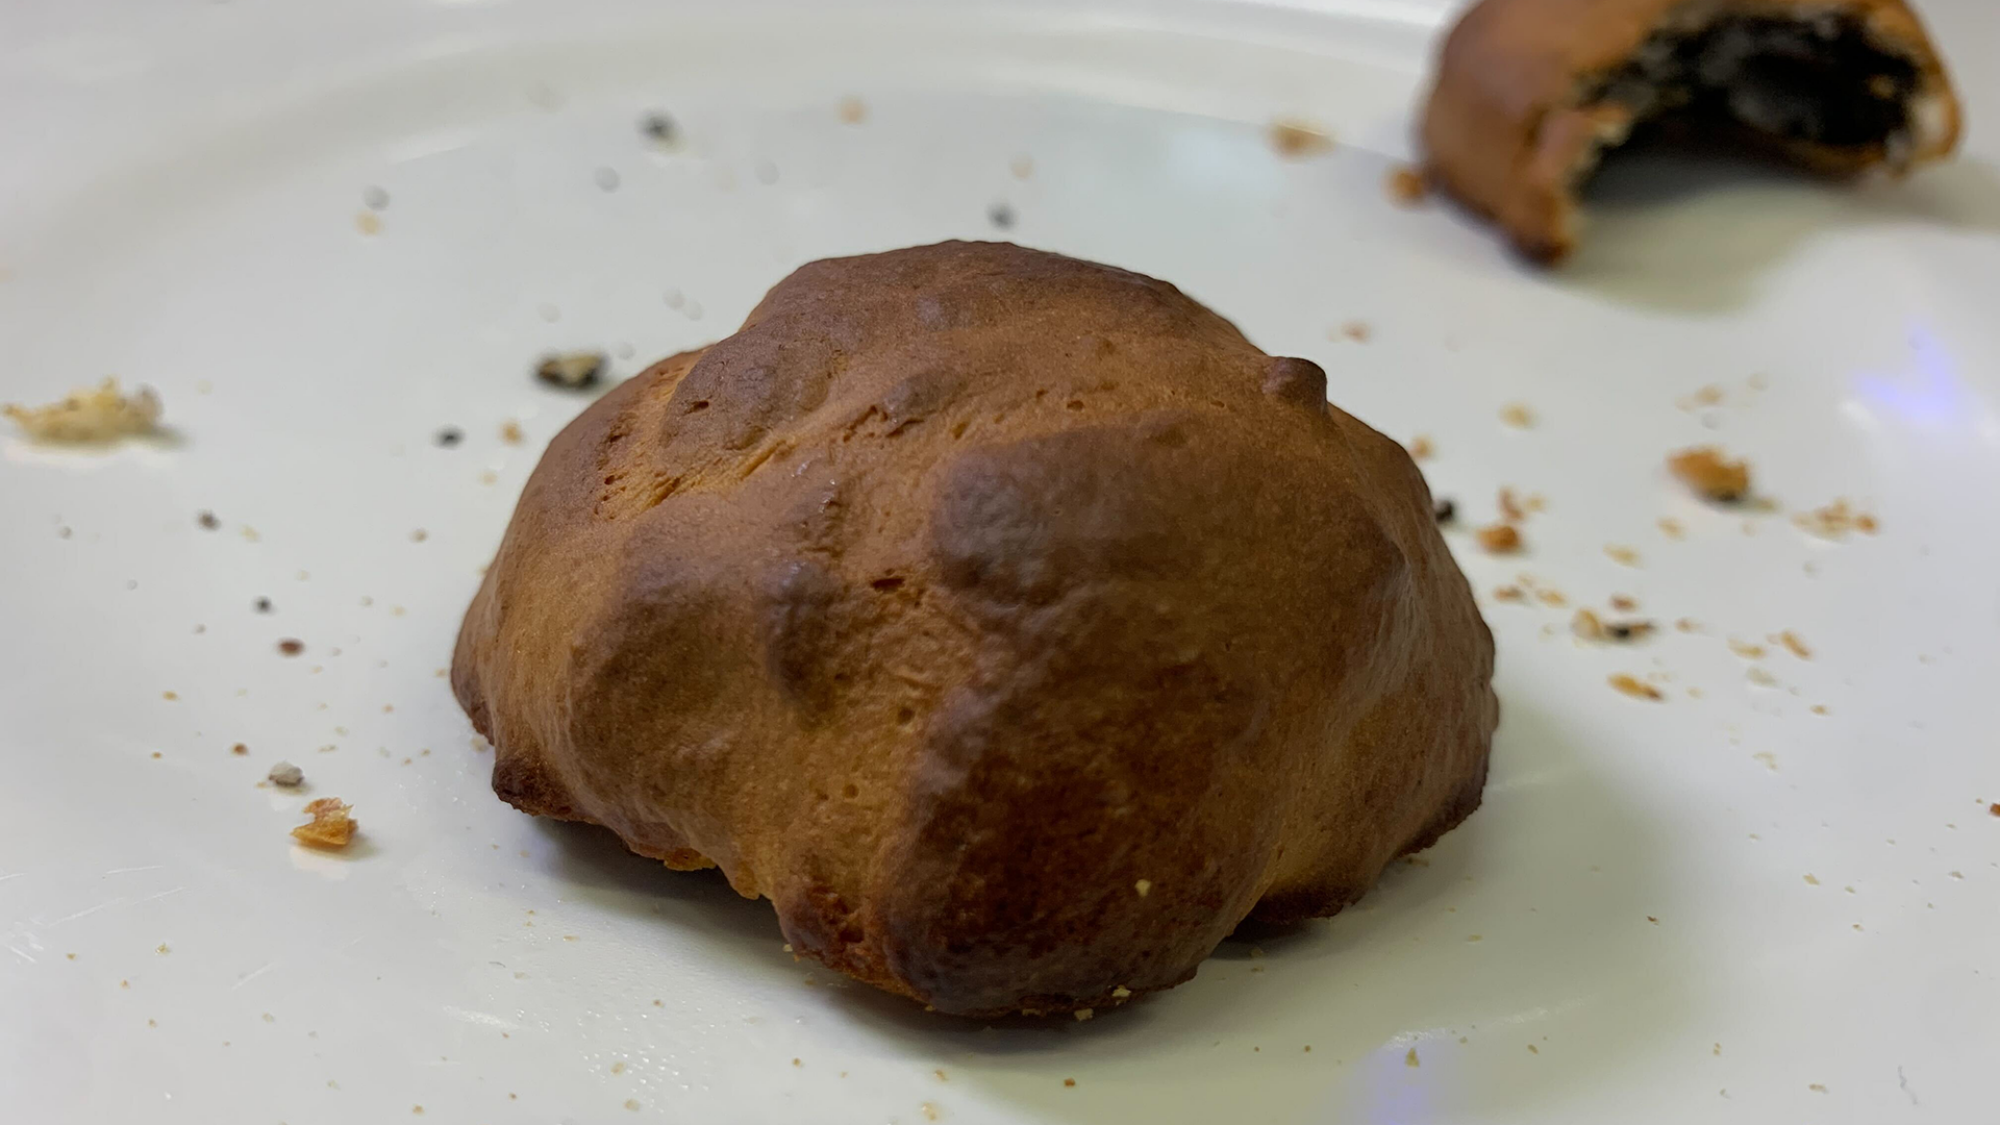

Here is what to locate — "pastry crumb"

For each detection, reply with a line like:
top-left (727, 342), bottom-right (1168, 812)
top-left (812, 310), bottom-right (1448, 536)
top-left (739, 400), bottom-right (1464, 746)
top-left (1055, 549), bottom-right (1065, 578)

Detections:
top-left (1604, 544), bottom-right (1640, 567)
top-left (268, 762), bottom-right (304, 788)
top-left (1339, 320), bottom-right (1372, 343)
top-left (1668, 446), bottom-right (1750, 503)
top-left (1407, 434), bottom-right (1435, 460)
top-left (1775, 631), bottom-right (1812, 659)
top-left (1133, 878), bottom-right (1153, 898)
top-left (5, 379), bottom-right (162, 443)
top-left (1794, 498), bottom-right (1879, 539)
top-left (1268, 118), bottom-right (1334, 158)
top-left (291, 798), bottom-right (356, 849)
top-left (1386, 165), bottom-right (1428, 206)
top-left (500, 420), bottom-right (525, 445)
top-left (1608, 674), bottom-right (1663, 701)
top-left (1610, 595), bottom-right (1638, 611)
top-left (1493, 585), bottom-right (1525, 602)
top-left (1110, 985), bottom-right (1132, 1000)
top-left (1656, 517), bottom-right (1685, 540)
top-left (837, 96), bottom-right (868, 124)
top-left (1405, 1047), bottom-right (1420, 1067)
top-left (1073, 1008), bottom-right (1094, 1021)
top-left (1676, 385), bottom-right (1725, 411)
top-left (1729, 639), bottom-right (1766, 660)
top-left (1572, 609), bottom-right (1604, 640)
top-left (1063, 1078), bottom-right (1076, 1088)
top-left (355, 212), bottom-right (382, 236)
top-left (277, 639), bottom-right (305, 657)
top-left (536, 351), bottom-right (606, 391)
top-left (1498, 487), bottom-right (1525, 522)
top-left (1476, 523), bottom-right (1522, 554)
top-left (1498, 402), bottom-right (1535, 428)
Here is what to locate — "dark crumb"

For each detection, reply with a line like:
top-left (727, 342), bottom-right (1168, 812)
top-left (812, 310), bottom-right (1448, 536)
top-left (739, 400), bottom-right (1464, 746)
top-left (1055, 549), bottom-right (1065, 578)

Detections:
top-left (987, 202), bottom-right (1016, 230)
top-left (277, 639), bottom-right (304, 657)
top-left (1607, 621), bottom-right (1656, 642)
top-left (1990, 802), bottom-right (1999, 817)
top-left (639, 112), bottom-right (678, 143)
top-left (196, 511), bottom-right (220, 530)
top-left (1268, 118), bottom-right (1334, 158)
top-left (435, 427), bottom-right (463, 448)
top-left (254, 597), bottom-right (272, 613)
top-left (1433, 498), bottom-right (1457, 524)
top-left (231, 743), bottom-right (248, 755)
top-left (536, 351), bottom-right (606, 391)
top-left (1668, 446), bottom-right (1750, 503)
top-left (1063, 1079), bottom-right (1076, 1088)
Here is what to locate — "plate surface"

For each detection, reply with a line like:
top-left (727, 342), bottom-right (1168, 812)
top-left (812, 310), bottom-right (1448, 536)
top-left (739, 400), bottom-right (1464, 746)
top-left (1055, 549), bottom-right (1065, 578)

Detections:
top-left (5, 1), bottom-right (2000, 1122)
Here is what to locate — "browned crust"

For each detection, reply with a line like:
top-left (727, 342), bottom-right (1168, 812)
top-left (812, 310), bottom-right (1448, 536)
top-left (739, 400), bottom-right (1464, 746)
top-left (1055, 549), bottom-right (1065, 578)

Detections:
top-left (453, 241), bottom-right (1498, 1015)
top-left (1420, 0), bottom-right (1963, 262)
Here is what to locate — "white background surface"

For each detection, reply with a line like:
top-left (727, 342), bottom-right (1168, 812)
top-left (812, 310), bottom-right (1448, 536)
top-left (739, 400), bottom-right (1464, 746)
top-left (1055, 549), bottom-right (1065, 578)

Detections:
top-left (3, 1), bottom-right (1999, 1122)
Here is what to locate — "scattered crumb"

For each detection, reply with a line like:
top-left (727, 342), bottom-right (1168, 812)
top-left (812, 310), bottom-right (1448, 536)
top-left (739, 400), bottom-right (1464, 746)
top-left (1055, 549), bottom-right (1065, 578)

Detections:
top-left (791, 1058), bottom-right (802, 1067)
top-left (1746, 666), bottom-right (1778, 687)
top-left (624, 1100), bottom-right (640, 1112)
top-left (1803, 874), bottom-right (1820, 886)
top-left (500, 420), bottom-right (525, 445)
top-left (1810, 704), bottom-right (1828, 715)
top-left (1534, 587), bottom-right (1567, 608)
top-left (1676, 618), bottom-right (1701, 633)
top-left (1433, 498), bottom-right (1457, 524)
top-left (1729, 640), bottom-right (1766, 660)
top-left (1493, 585), bottom-right (1525, 603)
top-left (640, 112), bottom-right (678, 144)
top-left (268, 762), bottom-right (304, 788)
top-left (197, 511), bottom-right (220, 530)
top-left (837, 96), bottom-right (867, 124)
top-left (1604, 544), bottom-right (1641, 567)
top-left (1405, 1047), bottom-right (1420, 1068)
top-left (1677, 385), bottom-right (1725, 411)
top-left (1386, 165), bottom-right (1428, 205)
top-left (1989, 802), bottom-right (1998, 817)
top-left (1528, 1044), bottom-right (1539, 1054)
top-left (1010, 154), bottom-right (1034, 179)
top-left (1498, 402), bottom-right (1535, 428)
top-left (291, 798), bottom-right (357, 850)
top-left (157, 944), bottom-right (170, 954)
top-left (1572, 609), bottom-right (1604, 640)
top-left (1110, 986), bottom-right (1132, 1000)
top-left (434, 427), bottom-right (462, 448)
top-left (410, 529), bottom-right (428, 543)
top-left (1498, 487), bottom-right (1525, 522)
top-left (1809, 1084), bottom-right (1827, 1093)
top-left (1476, 523), bottom-right (1522, 554)
top-left (1064, 1079), bottom-right (1076, 1088)
top-left (1407, 434), bottom-right (1435, 460)
top-left (1776, 631), bottom-right (1812, 659)
top-left (1073, 1008), bottom-right (1094, 1022)
top-left (1268, 118), bottom-right (1334, 158)
top-left (277, 639), bottom-right (304, 657)
top-left (1610, 595), bottom-right (1638, 611)
top-left (5, 379), bottom-right (162, 443)
top-left (1134, 878), bottom-right (1152, 897)
top-left (1657, 517), bottom-right (1685, 540)
top-left (162, 691), bottom-right (178, 701)
top-left (356, 212), bottom-right (382, 236)
top-left (1794, 499), bottom-right (1879, 539)
top-left (1606, 621), bottom-right (1655, 642)
top-left (1608, 674), bottom-right (1663, 701)
top-left (536, 351), bottom-right (606, 391)
top-left (1753, 751), bottom-right (1778, 771)
top-left (920, 1103), bottom-right (940, 1122)
top-left (987, 202), bottom-right (1017, 230)
top-left (1668, 446), bottom-right (1750, 503)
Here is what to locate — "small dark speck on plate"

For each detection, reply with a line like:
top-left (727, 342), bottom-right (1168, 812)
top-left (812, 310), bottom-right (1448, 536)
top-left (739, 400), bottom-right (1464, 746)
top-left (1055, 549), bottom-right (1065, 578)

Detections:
top-left (196, 510), bottom-right (220, 530)
top-left (987, 203), bottom-right (1017, 230)
top-left (254, 597), bottom-right (272, 613)
top-left (640, 112), bottom-right (678, 144)
top-left (277, 639), bottom-right (304, 656)
top-left (1433, 498), bottom-right (1456, 524)
top-left (435, 427), bottom-right (462, 447)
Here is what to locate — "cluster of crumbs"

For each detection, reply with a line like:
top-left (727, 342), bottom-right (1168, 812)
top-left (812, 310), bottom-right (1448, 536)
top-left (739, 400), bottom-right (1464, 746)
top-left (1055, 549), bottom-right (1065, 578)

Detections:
top-left (292, 798), bottom-right (357, 849)
top-left (1267, 118), bottom-right (1334, 158)
top-left (1794, 499), bottom-right (1879, 538)
top-left (4, 379), bottom-right (161, 443)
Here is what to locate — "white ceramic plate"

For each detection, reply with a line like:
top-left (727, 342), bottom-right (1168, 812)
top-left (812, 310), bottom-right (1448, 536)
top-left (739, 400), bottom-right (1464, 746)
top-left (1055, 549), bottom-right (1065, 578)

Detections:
top-left (5, 1), bottom-right (1999, 1121)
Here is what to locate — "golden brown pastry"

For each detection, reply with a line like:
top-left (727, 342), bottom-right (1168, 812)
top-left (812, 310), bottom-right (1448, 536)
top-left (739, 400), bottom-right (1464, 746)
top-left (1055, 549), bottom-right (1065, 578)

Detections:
top-left (453, 242), bottom-right (1497, 1016)
top-left (1421, 0), bottom-right (1962, 261)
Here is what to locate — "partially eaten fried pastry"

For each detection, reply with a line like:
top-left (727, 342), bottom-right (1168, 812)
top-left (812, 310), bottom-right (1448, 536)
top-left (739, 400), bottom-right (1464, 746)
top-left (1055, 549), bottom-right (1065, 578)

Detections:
top-left (1421, 0), bottom-right (1962, 261)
